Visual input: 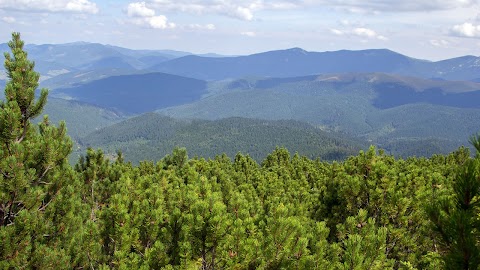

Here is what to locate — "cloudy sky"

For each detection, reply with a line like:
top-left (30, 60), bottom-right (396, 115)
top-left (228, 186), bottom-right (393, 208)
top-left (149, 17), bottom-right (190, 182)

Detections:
top-left (1, 0), bottom-right (480, 60)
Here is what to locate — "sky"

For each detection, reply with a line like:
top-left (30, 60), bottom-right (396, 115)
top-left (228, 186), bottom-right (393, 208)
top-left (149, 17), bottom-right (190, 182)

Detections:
top-left (1, 0), bottom-right (480, 61)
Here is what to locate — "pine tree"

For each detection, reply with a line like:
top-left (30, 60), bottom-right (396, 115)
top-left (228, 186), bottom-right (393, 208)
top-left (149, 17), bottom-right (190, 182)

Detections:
top-left (427, 134), bottom-right (480, 269)
top-left (337, 209), bottom-right (394, 269)
top-left (0, 32), bottom-right (81, 268)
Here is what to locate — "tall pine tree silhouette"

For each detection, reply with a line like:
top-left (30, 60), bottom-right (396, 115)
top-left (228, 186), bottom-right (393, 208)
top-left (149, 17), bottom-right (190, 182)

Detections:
top-left (427, 134), bottom-right (480, 269)
top-left (0, 32), bottom-right (84, 268)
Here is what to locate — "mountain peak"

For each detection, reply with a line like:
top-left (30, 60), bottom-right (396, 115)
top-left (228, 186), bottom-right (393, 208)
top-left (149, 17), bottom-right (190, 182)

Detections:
top-left (285, 47), bottom-right (308, 54)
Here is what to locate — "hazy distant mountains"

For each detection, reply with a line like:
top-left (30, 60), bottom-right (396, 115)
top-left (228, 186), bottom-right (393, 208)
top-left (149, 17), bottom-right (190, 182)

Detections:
top-left (47, 70), bottom-right (480, 116)
top-left (0, 42), bottom-right (229, 81)
top-left (2, 41), bottom-right (480, 160)
top-left (151, 48), bottom-right (415, 80)
top-left (53, 72), bottom-right (207, 114)
top-left (2, 42), bottom-right (480, 83)
top-left (150, 48), bottom-right (480, 81)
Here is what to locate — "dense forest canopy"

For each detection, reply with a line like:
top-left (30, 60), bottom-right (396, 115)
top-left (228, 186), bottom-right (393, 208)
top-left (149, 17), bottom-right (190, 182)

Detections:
top-left (1, 33), bottom-right (480, 269)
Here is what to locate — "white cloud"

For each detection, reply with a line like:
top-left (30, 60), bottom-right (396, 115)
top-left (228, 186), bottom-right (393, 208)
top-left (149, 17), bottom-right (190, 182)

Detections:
top-left (0, 0), bottom-right (99, 14)
top-left (127, 2), bottom-right (155, 17)
top-left (127, 1), bottom-right (175, 29)
top-left (65, 0), bottom-right (98, 13)
top-left (451, 22), bottom-right (480, 38)
top-left (241, 31), bottom-right (256, 37)
top-left (377, 35), bottom-right (388, 41)
top-left (124, 1), bottom-right (263, 22)
top-left (330, 28), bottom-right (344, 35)
top-left (313, 0), bottom-right (476, 12)
top-left (148, 15), bottom-right (175, 29)
top-left (187, 23), bottom-right (216, 30)
top-left (338, 19), bottom-right (364, 27)
top-left (267, 2), bottom-right (299, 9)
top-left (233, 6), bottom-right (253, 21)
top-left (353, 27), bottom-right (377, 38)
top-left (145, 0), bottom-right (258, 21)
top-left (330, 27), bottom-right (388, 40)
top-left (132, 15), bottom-right (175, 29)
top-left (124, 0), bottom-right (474, 24)
top-left (2, 16), bottom-right (15, 23)
top-left (340, 19), bottom-right (351, 26)
top-left (430, 39), bottom-right (450, 47)
top-left (151, 0), bottom-right (475, 14)
top-left (205, 23), bottom-right (215, 30)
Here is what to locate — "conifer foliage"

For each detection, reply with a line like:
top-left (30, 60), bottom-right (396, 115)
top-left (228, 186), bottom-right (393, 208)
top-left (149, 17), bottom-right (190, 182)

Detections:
top-left (427, 134), bottom-right (480, 269)
top-left (0, 33), bottom-right (78, 268)
top-left (1, 33), bottom-right (479, 269)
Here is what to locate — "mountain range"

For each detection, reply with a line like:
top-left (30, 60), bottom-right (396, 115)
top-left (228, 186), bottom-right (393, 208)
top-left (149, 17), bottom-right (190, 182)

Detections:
top-left (0, 42), bottom-right (229, 82)
top-left (2, 41), bottom-right (480, 161)
top-left (2, 42), bottom-right (480, 84)
top-left (150, 48), bottom-right (480, 81)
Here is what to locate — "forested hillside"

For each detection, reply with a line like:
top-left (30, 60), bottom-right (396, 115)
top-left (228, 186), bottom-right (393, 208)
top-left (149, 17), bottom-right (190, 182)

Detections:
top-left (77, 113), bottom-right (364, 163)
top-left (40, 97), bottom-right (124, 138)
top-left (3, 33), bottom-right (480, 270)
top-left (54, 73), bottom-right (207, 114)
top-left (161, 74), bottom-right (480, 156)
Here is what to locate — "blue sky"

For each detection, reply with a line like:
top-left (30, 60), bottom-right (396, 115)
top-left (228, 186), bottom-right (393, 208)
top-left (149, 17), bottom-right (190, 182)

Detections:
top-left (1, 0), bottom-right (480, 60)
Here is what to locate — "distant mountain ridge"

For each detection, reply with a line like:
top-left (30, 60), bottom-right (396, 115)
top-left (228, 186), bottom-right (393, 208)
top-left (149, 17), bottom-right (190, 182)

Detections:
top-left (0, 42), bottom-right (230, 82)
top-left (151, 48), bottom-right (480, 81)
top-left (150, 48), bottom-right (414, 80)
top-left (2, 42), bottom-right (480, 84)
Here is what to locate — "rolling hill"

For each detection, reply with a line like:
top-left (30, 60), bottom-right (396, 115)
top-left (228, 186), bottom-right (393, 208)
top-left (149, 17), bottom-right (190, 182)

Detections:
top-left (159, 73), bottom-right (480, 155)
top-left (53, 72), bottom-right (208, 114)
top-left (77, 113), bottom-right (365, 163)
top-left (40, 68), bottom-right (150, 90)
top-left (37, 97), bottom-right (124, 139)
